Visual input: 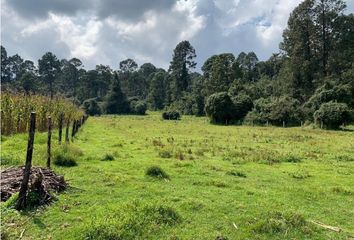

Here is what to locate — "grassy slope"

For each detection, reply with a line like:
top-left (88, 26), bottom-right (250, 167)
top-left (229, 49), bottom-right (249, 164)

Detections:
top-left (1, 113), bottom-right (354, 239)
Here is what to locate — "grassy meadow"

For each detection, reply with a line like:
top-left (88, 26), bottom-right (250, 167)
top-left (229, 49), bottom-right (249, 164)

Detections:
top-left (1, 112), bottom-right (354, 239)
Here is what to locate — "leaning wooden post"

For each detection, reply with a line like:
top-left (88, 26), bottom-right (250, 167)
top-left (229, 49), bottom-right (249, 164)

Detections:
top-left (47, 116), bottom-right (52, 168)
top-left (58, 113), bottom-right (63, 144)
top-left (16, 112), bottom-right (36, 210)
top-left (65, 121), bottom-right (70, 143)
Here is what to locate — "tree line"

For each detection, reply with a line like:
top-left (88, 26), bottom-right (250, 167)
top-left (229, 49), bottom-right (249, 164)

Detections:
top-left (1, 0), bottom-right (353, 129)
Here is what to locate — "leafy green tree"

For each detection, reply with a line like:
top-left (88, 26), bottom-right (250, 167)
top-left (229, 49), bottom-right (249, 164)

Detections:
top-left (120, 59), bottom-right (138, 72)
top-left (202, 53), bottom-right (236, 96)
top-left (38, 52), bottom-right (60, 99)
top-left (329, 13), bottom-right (354, 75)
top-left (82, 98), bottom-right (102, 116)
top-left (147, 70), bottom-right (167, 110)
top-left (18, 72), bottom-right (38, 94)
top-left (205, 92), bottom-right (234, 124)
top-left (96, 64), bottom-right (113, 97)
top-left (237, 52), bottom-right (259, 82)
top-left (231, 94), bottom-right (253, 120)
top-left (313, 0), bottom-right (346, 76)
top-left (314, 101), bottom-right (351, 128)
top-left (105, 73), bottom-right (129, 114)
top-left (1, 45), bottom-right (9, 83)
top-left (169, 40), bottom-right (197, 101)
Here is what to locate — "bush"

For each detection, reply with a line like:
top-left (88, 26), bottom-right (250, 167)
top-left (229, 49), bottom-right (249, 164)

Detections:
top-left (129, 98), bottom-right (147, 115)
top-left (146, 166), bottom-right (169, 179)
top-left (245, 96), bottom-right (302, 126)
top-left (82, 98), bottom-right (102, 116)
top-left (162, 110), bottom-right (181, 120)
top-left (231, 94), bottom-right (253, 120)
top-left (205, 92), bottom-right (234, 124)
top-left (314, 101), bottom-right (352, 129)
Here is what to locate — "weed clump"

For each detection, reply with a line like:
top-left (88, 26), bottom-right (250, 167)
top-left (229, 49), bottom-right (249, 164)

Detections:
top-left (282, 155), bottom-right (302, 163)
top-left (53, 145), bottom-right (83, 167)
top-left (54, 154), bottom-right (77, 167)
top-left (227, 171), bottom-right (247, 178)
top-left (252, 211), bottom-right (311, 235)
top-left (290, 169), bottom-right (311, 179)
top-left (146, 166), bottom-right (169, 179)
top-left (101, 154), bottom-right (115, 161)
top-left (85, 203), bottom-right (181, 240)
top-left (159, 149), bottom-right (173, 158)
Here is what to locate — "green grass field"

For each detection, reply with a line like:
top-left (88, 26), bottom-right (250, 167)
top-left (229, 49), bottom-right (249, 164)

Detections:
top-left (1, 113), bottom-right (354, 239)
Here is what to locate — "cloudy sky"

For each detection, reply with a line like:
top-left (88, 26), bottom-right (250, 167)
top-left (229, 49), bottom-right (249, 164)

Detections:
top-left (1, 0), bottom-right (354, 70)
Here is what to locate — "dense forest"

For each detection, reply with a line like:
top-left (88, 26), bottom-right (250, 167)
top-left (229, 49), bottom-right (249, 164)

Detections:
top-left (1, 0), bottom-right (354, 129)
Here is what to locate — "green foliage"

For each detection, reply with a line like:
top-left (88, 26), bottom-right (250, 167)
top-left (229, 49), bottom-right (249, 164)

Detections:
top-left (162, 110), bottom-right (181, 120)
top-left (129, 98), bottom-right (147, 115)
top-left (82, 98), bottom-right (102, 116)
top-left (105, 73), bottom-right (129, 114)
top-left (205, 92), bottom-right (234, 124)
top-left (245, 96), bottom-right (302, 126)
top-left (231, 94), bottom-right (253, 120)
top-left (314, 101), bottom-right (352, 129)
top-left (169, 40), bottom-right (197, 101)
top-left (146, 166), bottom-right (169, 179)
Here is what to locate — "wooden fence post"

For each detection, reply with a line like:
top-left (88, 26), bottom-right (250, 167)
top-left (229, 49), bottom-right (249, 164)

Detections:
top-left (283, 121), bottom-right (285, 128)
top-left (65, 121), bottom-right (70, 143)
top-left (71, 120), bottom-right (76, 141)
top-left (16, 112), bottom-right (36, 210)
top-left (47, 116), bottom-right (52, 168)
top-left (58, 114), bottom-right (63, 144)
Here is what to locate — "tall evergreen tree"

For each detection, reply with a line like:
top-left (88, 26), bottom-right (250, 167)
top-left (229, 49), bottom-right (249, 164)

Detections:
top-left (38, 52), bottom-right (60, 99)
top-left (105, 73), bottom-right (129, 114)
top-left (168, 40), bottom-right (197, 101)
top-left (147, 70), bottom-right (167, 110)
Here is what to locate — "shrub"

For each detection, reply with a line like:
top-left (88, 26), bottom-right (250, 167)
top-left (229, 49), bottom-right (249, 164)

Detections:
top-left (101, 154), bottom-right (115, 161)
top-left (314, 101), bottom-right (352, 129)
top-left (146, 166), bottom-right (169, 179)
top-left (231, 94), bottom-right (253, 120)
top-left (129, 98), bottom-right (147, 115)
top-left (54, 154), bottom-right (77, 167)
top-left (245, 96), bottom-right (302, 126)
top-left (82, 98), bottom-right (102, 116)
top-left (205, 92), bottom-right (234, 124)
top-left (162, 110), bottom-right (181, 120)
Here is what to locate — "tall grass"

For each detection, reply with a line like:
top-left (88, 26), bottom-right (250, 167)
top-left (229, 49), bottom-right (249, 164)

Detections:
top-left (0, 92), bottom-right (84, 135)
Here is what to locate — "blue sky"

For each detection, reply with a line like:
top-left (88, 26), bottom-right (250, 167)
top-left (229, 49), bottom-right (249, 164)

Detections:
top-left (1, 0), bottom-right (353, 70)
